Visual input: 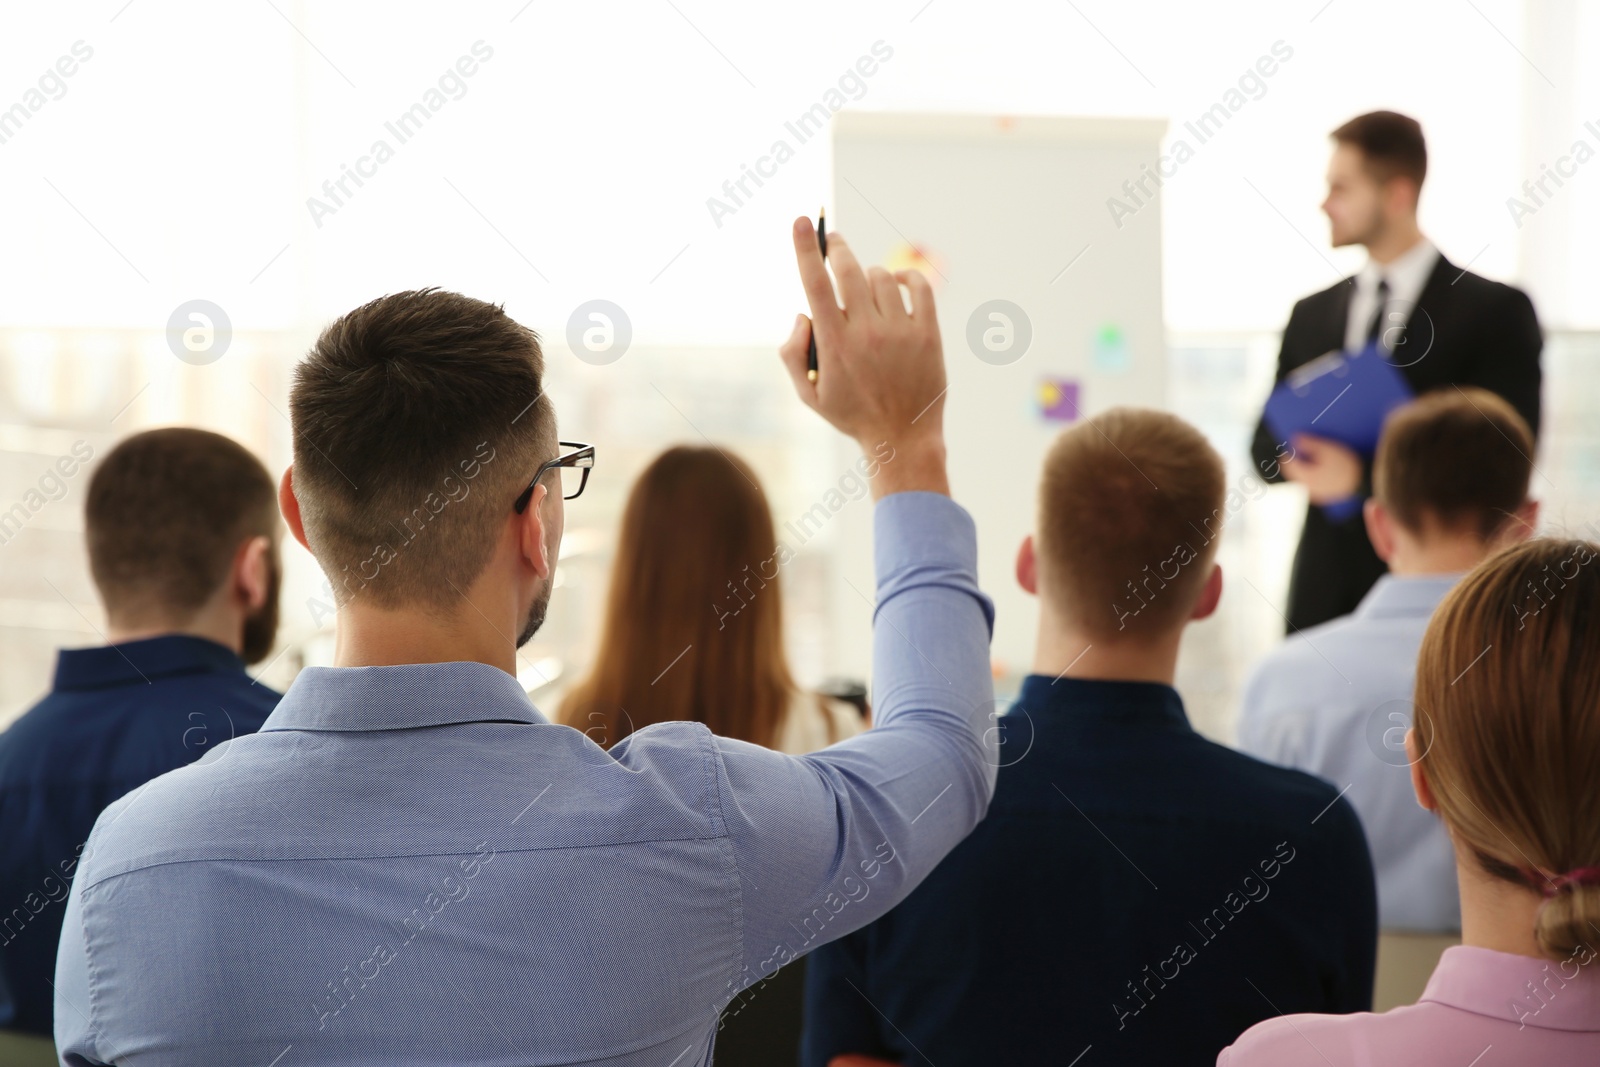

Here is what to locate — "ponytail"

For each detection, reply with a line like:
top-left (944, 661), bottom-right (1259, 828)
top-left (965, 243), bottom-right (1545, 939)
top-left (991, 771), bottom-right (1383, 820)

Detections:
top-left (1415, 538), bottom-right (1600, 963)
top-left (1532, 867), bottom-right (1600, 961)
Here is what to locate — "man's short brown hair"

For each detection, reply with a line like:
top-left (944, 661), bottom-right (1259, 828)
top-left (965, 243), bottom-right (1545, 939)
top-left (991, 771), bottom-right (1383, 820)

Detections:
top-left (87, 428), bottom-right (278, 618)
top-left (1373, 387), bottom-right (1533, 541)
top-left (290, 288), bottom-right (557, 608)
top-left (1331, 110), bottom-right (1427, 191)
top-left (1036, 408), bottom-right (1227, 639)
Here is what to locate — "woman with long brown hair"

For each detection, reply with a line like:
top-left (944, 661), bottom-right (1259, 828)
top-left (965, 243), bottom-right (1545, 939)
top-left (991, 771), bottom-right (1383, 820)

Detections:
top-left (558, 445), bottom-right (862, 753)
top-left (1221, 536), bottom-right (1600, 1065)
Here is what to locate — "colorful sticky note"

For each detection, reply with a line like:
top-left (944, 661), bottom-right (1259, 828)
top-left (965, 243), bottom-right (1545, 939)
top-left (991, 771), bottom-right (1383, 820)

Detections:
top-left (1093, 323), bottom-right (1130, 373)
top-left (886, 242), bottom-right (946, 288)
top-left (1036, 377), bottom-right (1081, 422)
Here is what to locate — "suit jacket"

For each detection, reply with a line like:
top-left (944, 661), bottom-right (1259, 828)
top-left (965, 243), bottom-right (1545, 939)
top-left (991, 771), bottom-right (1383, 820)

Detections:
top-left (1251, 251), bottom-right (1542, 632)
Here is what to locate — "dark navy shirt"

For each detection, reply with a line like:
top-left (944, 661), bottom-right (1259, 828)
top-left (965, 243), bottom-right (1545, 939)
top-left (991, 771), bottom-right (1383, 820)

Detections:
top-left (0, 635), bottom-right (278, 1035)
top-left (802, 675), bottom-right (1378, 1067)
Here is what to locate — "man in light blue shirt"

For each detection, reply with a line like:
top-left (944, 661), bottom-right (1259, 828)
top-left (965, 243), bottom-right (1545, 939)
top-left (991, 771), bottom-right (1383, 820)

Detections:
top-left (54, 224), bottom-right (997, 1066)
top-left (1238, 387), bottom-right (1536, 933)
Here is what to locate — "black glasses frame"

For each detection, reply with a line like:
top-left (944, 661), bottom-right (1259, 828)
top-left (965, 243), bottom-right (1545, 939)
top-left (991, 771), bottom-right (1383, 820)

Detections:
top-left (514, 441), bottom-right (595, 513)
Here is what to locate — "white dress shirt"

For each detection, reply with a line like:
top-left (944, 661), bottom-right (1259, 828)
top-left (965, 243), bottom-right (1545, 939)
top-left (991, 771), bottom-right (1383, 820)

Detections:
top-left (1345, 236), bottom-right (1440, 354)
top-left (1236, 573), bottom-right (1462, 932)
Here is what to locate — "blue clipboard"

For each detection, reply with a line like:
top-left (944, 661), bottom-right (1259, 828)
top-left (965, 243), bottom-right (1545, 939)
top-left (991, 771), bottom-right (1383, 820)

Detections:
top-left (1263, 341), bottom-right (1413, 520)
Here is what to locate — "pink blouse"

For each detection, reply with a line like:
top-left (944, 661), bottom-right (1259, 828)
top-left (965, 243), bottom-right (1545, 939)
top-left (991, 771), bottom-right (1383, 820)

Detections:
top-left (1219, 945), bottom-right (1600, 1066)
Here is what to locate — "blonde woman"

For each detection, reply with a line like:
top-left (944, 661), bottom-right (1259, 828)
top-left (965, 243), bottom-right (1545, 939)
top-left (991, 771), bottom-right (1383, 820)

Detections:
top-left (1221, 537), bottom-right (1600, 1064)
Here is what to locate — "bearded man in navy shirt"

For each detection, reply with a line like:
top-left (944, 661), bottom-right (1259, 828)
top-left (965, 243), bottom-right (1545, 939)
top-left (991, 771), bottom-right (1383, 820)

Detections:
top-left (0, 428), bottom-right (282, 1045)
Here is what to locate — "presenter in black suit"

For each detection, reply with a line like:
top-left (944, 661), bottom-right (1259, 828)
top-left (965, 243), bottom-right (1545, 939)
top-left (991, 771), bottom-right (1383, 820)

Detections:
top-left (1252, 111), bottom-right (1542, 633)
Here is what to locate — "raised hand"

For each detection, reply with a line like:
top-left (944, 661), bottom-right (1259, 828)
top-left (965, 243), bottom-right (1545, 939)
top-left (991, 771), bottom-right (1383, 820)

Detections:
top-left (778, 216), bottom-right (949, 498)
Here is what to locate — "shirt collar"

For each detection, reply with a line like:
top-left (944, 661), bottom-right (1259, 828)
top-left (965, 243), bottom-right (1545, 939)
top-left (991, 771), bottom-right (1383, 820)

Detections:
top-left (1353, 573), bottom-right (1462, 621)
top-left (1015, 674), bottom-right (1191, 731)
top-left (53, 634), bottom-right (248, 692)
top-left (1421, 945), bottom-right (1600, 1031)
top-left (261, 661), bottom-right (549, 733)
top-left (1358, 236), bottom-right (1439, 301)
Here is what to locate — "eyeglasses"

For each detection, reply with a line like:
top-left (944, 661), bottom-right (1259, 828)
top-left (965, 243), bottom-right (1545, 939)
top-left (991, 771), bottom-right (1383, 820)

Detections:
top-left (514, 441), bottom-right (595, 513)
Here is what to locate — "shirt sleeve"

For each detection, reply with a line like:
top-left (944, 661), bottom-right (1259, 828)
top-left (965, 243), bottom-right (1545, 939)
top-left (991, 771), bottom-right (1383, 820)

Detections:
top-left (52, 868), bottom-right (109, 1065)
top-left (709, 491), bottom-right (998, 990)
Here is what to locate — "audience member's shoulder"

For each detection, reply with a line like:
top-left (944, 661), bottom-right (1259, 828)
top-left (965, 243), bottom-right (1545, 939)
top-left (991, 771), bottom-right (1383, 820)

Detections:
top-left (1238, 617), bottom-right (1362, 737)
top-left (1242, 617), bottom-right (1366, 720)
top-left (0, 698), bottom-right (59, 773)
top-left (74, 748), bottom-right (238, 883)
top-left (1220, 1009), bottom-right (1366, 1065)
top-left (1199, 731), bottom-right (1363, 838)
top-left (0, 695), bottom-right (53, 743)
top-left (145, 642), bottom-right (281, 729)
top-left (1223, 999), bottom-right (1449, 1065)
top-left (605, 718), bottom-right (726, 776)
top-left (213, 671), bottom-right (282, 728)
top-left (1261, 613), bottom-right (1368, 678)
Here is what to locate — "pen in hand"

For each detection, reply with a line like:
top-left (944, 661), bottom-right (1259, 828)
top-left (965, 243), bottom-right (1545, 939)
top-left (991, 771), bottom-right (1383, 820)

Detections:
top-left (806, 207), bottom-right (827, 382)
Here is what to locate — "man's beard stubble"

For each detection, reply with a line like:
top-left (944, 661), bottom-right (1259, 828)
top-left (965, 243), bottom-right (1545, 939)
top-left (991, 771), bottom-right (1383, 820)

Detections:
top-left (516, 578), bottom-right (552, 649)
top-left (240, 551), bottom-right (282, 665)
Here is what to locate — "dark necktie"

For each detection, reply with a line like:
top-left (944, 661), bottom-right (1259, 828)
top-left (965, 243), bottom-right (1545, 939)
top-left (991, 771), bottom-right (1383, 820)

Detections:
top-left (1365, 278), bottom-right (1391, 348)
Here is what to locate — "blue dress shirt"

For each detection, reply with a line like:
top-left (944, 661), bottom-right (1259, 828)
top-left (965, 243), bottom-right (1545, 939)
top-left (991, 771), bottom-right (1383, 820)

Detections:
top-left (0, 635), bottom-right (279, 1036)
top-left (53, 492), bottom-right (997, 1066)
top-left (802, 675), bottom-right (1378, 1067)
top-left (1237, 573), bottom-right (1462, 932)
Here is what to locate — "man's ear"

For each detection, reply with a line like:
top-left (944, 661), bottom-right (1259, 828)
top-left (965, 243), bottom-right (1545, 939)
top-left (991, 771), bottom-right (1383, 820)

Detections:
top-left (1190, 564), bottom-right (1222, 621)
top-left (1407, 728), bottom-right (1437, 811)
top-left (234, 535), bottom-right (272, 611)
top-left (279, 467), bottom-right (311, 551)
top-left (1015, 535), bottom-right (1037, 596)
top-left (519, 482), bottom-right (554, 579)
top-left (1364, 498), bottom-right (1396, 563)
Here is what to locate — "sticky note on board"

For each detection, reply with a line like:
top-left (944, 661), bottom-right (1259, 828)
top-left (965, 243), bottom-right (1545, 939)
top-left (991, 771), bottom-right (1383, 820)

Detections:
top-left (886, 242), bottom-right (946, 289)
top-left (1036, 377), bottom-right (1081, 422)
top-left (1093, 324), bottom-right (1130, 372)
